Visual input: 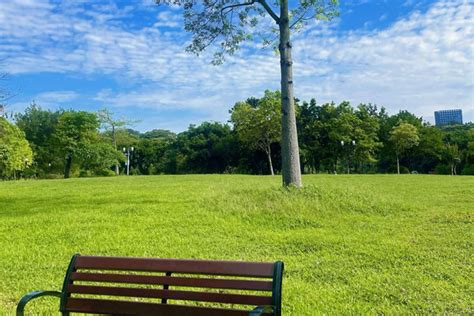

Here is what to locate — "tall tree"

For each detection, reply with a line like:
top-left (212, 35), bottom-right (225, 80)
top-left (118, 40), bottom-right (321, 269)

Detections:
top-left (231, 90), bottom-right (281, 175)
top-left (0, 117), bottom-right (33, 179)
top-left (15, 103), bottom-right (61, 176)
top-left (411, 126), bottom-right (444, 173)
top-left (172, 122), bottom-right (237, 174)
top-left (156, 0), bottom-right (339, 187)
top-left (389, 123), bottom-right (420, 174)
top-left (353, 103), bottom-right (381, 172)
top-left (97, 109), bottom-right (134, 175)
top-left (443, 143), bottom-right (461, 176)
top-left (54, 111), bottom-right (100, 178)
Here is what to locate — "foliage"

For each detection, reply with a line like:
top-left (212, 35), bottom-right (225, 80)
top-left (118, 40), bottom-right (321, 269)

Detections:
top-left (390, 123), bottom-right (420, 157)
top-left (0, 117), bottom-right (33, 178)
top-left (389, 122), bottom-right (420, 173)
top-left (6, 98), bottom-right (474, 179)
top-left (0, 175), bottom-right (472, 314)
top-left (14, 103), bottom-right (62, 176)
top-left (230, 90), bottom-right (281, 174)
top-left (173, 122), bottom-right (238, 174)
top-left (443, 143), bottom-right (461, 175)
top-left (80, 141), bottom-right (122, 176)
top-left (297, 101), bottom-right (382, 173)
top-left (156, 0), bottom-right (339, 64)
top-left (460, 164), bottom-right (474, 175)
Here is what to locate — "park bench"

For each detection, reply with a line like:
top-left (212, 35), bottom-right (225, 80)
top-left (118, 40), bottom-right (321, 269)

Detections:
top-left (17, 254), bottom-right (284, 316)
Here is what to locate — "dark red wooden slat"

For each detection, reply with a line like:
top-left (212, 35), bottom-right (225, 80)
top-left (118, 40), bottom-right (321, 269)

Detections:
top-left (68, 284), bottom-right (273, 306)
top-left (71, 272), bottom-right (273, 291)
top-left (74, 256), bottom-right (274, 277)
top-left (65, 298), bottom-right (266, 316)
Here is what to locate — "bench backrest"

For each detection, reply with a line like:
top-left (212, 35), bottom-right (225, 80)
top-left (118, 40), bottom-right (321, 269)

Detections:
top-left (59, 254), bottom-right (283, 315)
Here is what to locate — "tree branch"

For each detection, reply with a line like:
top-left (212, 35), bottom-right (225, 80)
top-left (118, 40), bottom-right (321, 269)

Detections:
top-left (221, 0), bottom-right (256, 14)
top-left (257, 0), bottom-right (280, 24)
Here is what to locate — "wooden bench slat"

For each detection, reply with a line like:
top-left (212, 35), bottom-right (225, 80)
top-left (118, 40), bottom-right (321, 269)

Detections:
top-left (68, 284), bottom-right (273, 305)
top-left (71, 272), bottom-right (273, 291)
top-left (74, 256), bottom-right (274, 277)
top-left (65, 298), bottom-right (266, 316)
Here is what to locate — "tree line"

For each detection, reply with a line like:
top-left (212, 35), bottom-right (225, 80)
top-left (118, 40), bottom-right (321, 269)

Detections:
top-left (1, 91), bottom-right (473, 179)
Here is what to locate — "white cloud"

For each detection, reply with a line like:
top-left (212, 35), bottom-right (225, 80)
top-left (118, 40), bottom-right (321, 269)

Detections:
top-left (0, 0), bottom-right (472, 129)
top-left (292, 0), bottom-right (474, 122)
top-left (35, 90), bottom-right (79, 103)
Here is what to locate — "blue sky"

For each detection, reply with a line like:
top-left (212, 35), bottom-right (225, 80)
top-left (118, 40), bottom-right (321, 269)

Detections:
top-left (1, 0), bottom-right (472, 132)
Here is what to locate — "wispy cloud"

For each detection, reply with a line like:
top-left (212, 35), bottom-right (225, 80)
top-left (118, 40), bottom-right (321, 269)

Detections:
top-left (292, 0), bottom-right (473, 121)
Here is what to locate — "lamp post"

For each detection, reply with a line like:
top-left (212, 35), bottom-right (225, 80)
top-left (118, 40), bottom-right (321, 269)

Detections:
top-left (340, 140), bottom-right (356, 174)
top-left (123, 146), bottom-right (134, 176)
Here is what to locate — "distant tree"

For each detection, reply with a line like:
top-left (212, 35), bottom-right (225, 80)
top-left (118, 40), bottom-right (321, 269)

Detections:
top-left (297, 98), bottom-right (319, 173)
top-left (0, 117), bottom-right (33, 179)
top-left (231, 90), bottom-right (281, 175)
top-left (156, 0), bottom-right (339, 187)
top-left (389, 123), bottom-right (420, 174)
top-left (54, 111), bottom-right (101, 178)
top-left (80, 141), bottom-right (122, 176)
top-left (130, 129), bottom-right (176, 175)
top-left (141, 129), bottom-right (176, 141)
top-left (97, 109), bottom-right (135, 175)
top-left (15, 103), bottom-right (61, 176)
top-left (353, 104), bottom-right (382, 171)
top-left (174, 122), bottom-right (237, 174)
top-left (443, 144), bottom-right (462, 176)
top-left (411, 126), bottom-right (444, 173)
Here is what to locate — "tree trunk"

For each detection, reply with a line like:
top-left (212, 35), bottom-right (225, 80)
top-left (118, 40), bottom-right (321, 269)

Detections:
top-left (279, 0), bottom-right (302, 188)
top-left (64, 153), bottom-right (72, 179)
top-left (396, 154), bottom-right (400, 174)
top-left (266, 145), bottom-right (274, 176)
top-left (112, 125), bottom-right (119, 176)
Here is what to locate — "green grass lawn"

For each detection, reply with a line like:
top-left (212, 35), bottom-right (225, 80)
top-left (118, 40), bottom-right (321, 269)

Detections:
top-left (0, 175), bottom-right (472, 314)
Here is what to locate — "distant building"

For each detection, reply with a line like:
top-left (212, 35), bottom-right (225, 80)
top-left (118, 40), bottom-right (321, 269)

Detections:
top-left (434, 109), bottom-right (463, 126)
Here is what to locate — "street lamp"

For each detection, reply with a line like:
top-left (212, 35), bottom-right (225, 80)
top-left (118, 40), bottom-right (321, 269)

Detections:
top-left (123, 146), bottom-right (134, 176)
top-left (340, 140), bottom-right (356, 174)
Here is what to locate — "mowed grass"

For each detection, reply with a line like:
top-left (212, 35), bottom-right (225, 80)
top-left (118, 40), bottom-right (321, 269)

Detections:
top-left (0, 174), bottom-right (472, 314)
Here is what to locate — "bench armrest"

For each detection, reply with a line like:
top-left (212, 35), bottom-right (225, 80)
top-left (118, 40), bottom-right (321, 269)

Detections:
top-left (16, 290), bottom-right (62, 316)
top-left (249, 305), bottom-right (274, 315)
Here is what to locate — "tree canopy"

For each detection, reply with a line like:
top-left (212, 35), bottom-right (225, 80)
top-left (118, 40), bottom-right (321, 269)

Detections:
top-left (230, 90), bottom-right (281, 175)
top-left (0, 117), bottom-right (33, 179)
top-left (389, 122), bottom-right (420, 174)
top-left (3, 94), bottom-right (474, 180)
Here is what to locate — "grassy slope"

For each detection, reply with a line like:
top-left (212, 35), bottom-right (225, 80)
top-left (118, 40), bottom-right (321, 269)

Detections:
top-left (0, 175), bottom-right (472, 314)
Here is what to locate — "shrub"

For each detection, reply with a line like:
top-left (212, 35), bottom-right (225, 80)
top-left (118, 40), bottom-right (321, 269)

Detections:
top-left (95, 169), bottom-right (116, 177)
top-left (434, 164), bottom-right (451, 175)
top-left (461, 164), bottom-right (474, 175)
top-left (79, 170), bottom-right (91, 178)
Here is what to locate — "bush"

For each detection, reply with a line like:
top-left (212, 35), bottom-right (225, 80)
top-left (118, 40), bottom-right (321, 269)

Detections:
top-left (387, 165), bottom-right (410, 174)
top-left (94, 169), bottom-right (116, 177)
top-left (79, 170), bottom-right (91, 178)
top-left (44, 173), bottom-right (64, 179)
top-left (461, 164), bottom-right (474, 175)
top-left (434, 164), bottom-right (451, 175)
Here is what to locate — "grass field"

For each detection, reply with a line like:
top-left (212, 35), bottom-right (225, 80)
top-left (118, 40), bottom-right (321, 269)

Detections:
top-left (0, 175), bottom-right (472, 314)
